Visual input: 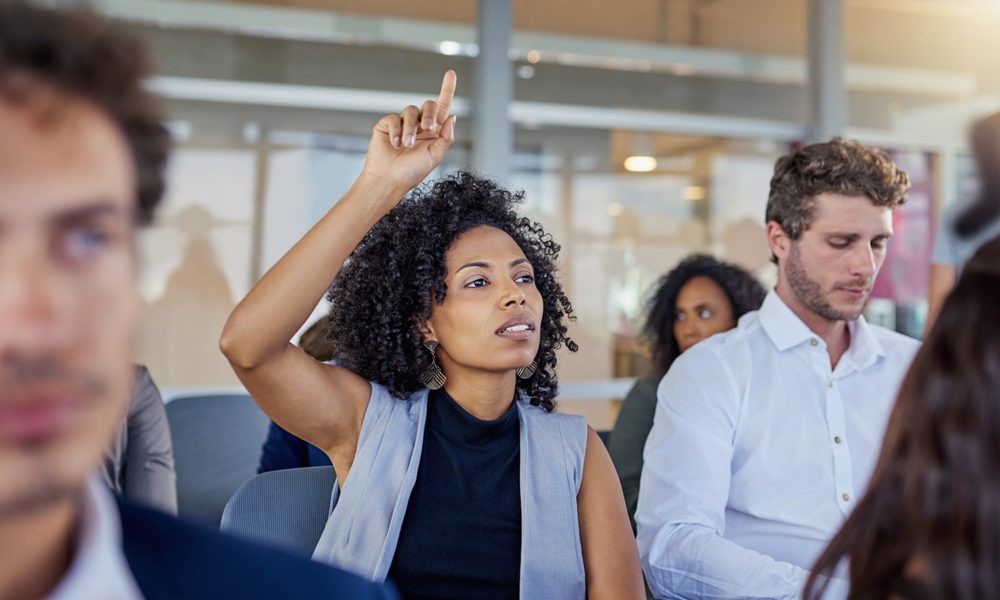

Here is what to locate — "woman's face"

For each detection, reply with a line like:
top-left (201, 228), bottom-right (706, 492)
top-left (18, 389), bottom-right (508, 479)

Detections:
top-left (673, 276), bottom-right (736, 353)
top-left (424, 225), bottom-right (543, 380)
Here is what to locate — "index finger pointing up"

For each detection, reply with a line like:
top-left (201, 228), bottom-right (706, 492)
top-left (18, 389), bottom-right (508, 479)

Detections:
top-left (435, 70), bottom-right (457, 125)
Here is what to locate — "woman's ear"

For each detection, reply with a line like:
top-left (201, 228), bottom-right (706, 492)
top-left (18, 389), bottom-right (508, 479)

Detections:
top-left (418, 320), bottom-right (436, 344)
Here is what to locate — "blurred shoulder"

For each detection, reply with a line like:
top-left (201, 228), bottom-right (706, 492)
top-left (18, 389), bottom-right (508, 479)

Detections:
top-left (118, 500), bottom-right (395, 599)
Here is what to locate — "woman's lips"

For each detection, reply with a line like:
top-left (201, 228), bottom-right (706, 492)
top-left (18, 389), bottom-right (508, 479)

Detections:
top-left (496, 317), bottom-right (536, 339)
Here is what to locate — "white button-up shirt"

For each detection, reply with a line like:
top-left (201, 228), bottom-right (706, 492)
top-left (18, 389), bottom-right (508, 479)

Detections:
top-left (45, 477), bottom-right (144, 600)
top-left (636, 290), bottom-right (920, 600)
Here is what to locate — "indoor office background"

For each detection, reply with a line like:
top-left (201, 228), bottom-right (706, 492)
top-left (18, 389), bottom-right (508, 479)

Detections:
top-left (47, 0), bottom-right (1000, 429)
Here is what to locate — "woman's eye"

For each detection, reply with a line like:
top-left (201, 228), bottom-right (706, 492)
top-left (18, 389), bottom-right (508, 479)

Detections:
top-left (465, 278), bottom-right (488, 288)
top-left (698, 309), bottom-right (714, 319)
top-left (515, 273), bottom-right (534, 284)
top-left (674, 312), bottom-right (686, 322)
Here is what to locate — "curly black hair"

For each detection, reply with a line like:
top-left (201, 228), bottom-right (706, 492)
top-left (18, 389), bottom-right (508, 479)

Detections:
top-left (327, 172), bottom-right (576, 411)
top-left (0, 2), bottom-right (169, 224)
top-left (644, 254), bottom-right (766, 375)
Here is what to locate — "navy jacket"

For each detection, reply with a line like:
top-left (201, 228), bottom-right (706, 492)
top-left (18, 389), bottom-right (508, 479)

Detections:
top-left (258, 421), bottom-right (331, 473)
top-left (118, 499), bottom-right (397, 599)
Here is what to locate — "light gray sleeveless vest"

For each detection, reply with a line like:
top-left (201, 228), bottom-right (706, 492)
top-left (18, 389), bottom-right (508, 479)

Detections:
top-left (312, 382), bottom-right (588, 600)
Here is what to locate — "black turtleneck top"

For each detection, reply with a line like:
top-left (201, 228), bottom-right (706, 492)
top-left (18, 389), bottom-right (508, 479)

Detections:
top-left (387, 387), bottom-right (521, 600)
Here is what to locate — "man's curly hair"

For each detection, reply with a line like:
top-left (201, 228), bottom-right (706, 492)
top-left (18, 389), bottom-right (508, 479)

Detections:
top-left (327, 172), bottom-right (576, 412)
top-left (644, 254), bottom-right (766, 375)
top-left (0, 1), bottom-right (169, 224)
top-left (766, 137), bottom-right (910, 261)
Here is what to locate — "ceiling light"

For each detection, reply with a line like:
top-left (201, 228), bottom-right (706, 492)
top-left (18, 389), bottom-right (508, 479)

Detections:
top-left (438, 41), bottom-right (462, 56)
top-left (624, 156), bottom-right (657, 172)
top-left (683, 185), bottom-right (707, 201)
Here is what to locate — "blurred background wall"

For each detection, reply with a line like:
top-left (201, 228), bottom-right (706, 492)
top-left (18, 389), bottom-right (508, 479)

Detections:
top-left (38, 0), bottom-right (1000, 428)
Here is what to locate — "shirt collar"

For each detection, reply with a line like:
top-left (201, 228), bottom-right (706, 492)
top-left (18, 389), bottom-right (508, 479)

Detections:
top-left (44, 477), bottom-right (144, 600)
top-left (758, 289), bottom-right (820, 352)
top-left (758, 289), bottom-right (886, 370)
top-left (839, 313), bottom-right (886, 373)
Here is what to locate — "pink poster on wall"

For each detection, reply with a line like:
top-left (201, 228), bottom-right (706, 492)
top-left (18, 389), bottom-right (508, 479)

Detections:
top-left (870, 150), bottom-right (935, 305)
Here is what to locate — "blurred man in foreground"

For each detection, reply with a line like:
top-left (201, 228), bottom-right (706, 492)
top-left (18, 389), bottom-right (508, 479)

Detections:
top-left (0, 3), bottom-right (395, 599)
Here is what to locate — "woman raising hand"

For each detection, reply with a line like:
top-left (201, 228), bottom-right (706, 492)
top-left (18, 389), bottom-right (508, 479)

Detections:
top-left (221, 70), bottom-right (643, 600)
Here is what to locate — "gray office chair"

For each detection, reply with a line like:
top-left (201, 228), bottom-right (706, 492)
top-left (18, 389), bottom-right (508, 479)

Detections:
top-left (220, 466), bottom-right (338, 557)
top-left (165, 393), bottom-right (271, 526)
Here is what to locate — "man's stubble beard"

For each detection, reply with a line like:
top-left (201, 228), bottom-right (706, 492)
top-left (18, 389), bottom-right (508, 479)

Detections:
top-left (786, 242), bottom-right (869, 322)
top-left (0, 464), bottom-right (79, 519)
top-left (0, 358), bottom-right (108, 519)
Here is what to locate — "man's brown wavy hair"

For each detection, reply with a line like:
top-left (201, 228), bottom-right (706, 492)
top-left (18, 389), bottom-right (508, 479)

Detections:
top-left (0, 1), bottom-right (169, 224)
top-left (765, 137), bottom-right (910, 262)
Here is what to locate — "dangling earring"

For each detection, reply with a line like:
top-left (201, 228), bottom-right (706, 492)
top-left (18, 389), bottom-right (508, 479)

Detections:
top-left (516, 360), bottom-right (537, 380)
top-left (419, 340), bottom-right (446, 390)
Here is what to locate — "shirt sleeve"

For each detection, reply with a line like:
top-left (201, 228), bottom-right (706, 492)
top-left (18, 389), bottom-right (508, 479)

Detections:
top-left (607, 377), bottom-right (659, 533)
top-left (634, 347), bottom-right (812, 600)
top-left (122, 366), bottom-right (178, 514)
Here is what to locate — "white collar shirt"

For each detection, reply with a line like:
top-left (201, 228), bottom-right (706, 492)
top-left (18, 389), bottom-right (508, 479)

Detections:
top-left (44, 477), bottom-right (144, 600)
top-left (635, 290), bottom-right (920, 600)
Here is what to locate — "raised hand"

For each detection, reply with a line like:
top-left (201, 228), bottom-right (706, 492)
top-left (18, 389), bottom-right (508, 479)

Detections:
top-left (362, 70), bottom-right (457, 193)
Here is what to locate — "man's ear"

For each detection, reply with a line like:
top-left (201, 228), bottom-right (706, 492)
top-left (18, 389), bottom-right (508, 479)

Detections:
top-left (766, 221), bottom-right (791, 265)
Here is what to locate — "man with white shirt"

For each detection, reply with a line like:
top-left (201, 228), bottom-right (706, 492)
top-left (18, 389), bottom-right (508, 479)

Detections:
top-left (0, 4), bottom-right (395, 599)
top-left (635, 137), bottom-right (921, 600)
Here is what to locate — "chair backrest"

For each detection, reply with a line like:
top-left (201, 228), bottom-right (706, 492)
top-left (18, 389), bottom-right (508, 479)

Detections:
top-left (165, 393), bottom-right (271, 526)
top-left (220, 466), bottom-right (338, 557)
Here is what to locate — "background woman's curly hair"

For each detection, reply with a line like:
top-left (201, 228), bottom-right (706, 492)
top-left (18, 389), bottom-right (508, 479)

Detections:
top-left (327, 171), bottom-right (576, 411)
top-left (643, 254), bottom-right (766, 375)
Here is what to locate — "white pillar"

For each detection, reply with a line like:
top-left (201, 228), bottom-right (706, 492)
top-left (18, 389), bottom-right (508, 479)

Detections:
top-left (808, 0), bottom-right (846, 142)
top-left (474, 0), bottom-right (513, 183)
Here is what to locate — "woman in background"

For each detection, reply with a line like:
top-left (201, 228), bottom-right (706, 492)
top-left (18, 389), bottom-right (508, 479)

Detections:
top-left (806, 236), bottom-right (1000, 599)
top-left (607, 254), bottom-right (766, 531)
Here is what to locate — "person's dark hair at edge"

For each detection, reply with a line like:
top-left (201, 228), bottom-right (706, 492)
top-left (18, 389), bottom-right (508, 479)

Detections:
top-left (766, 137), bottom-right (910, 262)
top-left (643, 254), bottom-right (766, 375)
top-left (0, 1), bottom-right (169, 224)
top-left (804, 235), bottom-right (1000, 600)
top-left (299, 316), bottom-right (338, 363)
top-left (956, 112), bottom-right (1000, 237)
top-left (327, 172), bottom-right (577, 412)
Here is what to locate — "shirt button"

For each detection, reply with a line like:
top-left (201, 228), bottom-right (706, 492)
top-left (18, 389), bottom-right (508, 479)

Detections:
top-left (810, 338), bottom-right (819, 346)
top-left (834, 436), bottom-right (842, 444)
top-left (842, 493), bottom-right (850, 501)
top-left (828, 380), bottom-right (833, 388)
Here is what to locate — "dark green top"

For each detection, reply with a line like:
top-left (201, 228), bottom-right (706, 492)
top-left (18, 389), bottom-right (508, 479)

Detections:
top-left (607, 376), bottom-right (660, 533)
